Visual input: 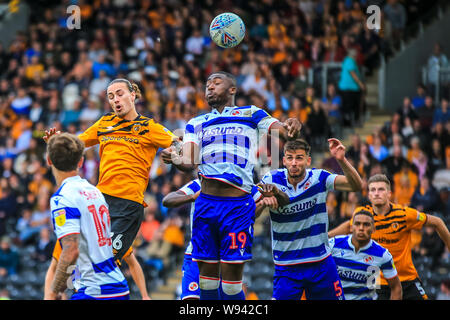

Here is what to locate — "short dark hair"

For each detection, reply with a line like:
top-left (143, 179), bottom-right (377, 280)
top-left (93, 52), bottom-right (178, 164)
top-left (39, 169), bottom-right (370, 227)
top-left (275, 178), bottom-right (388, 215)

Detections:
top-left (47, 133), bottom-right (84, 172)
top-left (284, 139), bottom-right (311, 156)
top-left (208, 71), bottom-right (237, 88)
top-left (353, 209), bottom-right (374, 224)
top-left (367, 174), bottom-right (391, 190)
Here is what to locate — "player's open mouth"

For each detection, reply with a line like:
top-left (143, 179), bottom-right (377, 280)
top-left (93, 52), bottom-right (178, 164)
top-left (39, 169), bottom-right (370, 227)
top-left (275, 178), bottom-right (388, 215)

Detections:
top-left (115, 105), bottom-right (123, 112)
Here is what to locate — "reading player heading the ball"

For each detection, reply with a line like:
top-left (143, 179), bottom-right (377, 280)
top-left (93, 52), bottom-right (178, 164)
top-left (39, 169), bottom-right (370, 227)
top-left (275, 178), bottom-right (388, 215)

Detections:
top-left (257, 138), bottom-right (363, 300)
top-left (161, 71), bottom-right (301, 300)
top-left (46, 133), bottom-right (129, 300)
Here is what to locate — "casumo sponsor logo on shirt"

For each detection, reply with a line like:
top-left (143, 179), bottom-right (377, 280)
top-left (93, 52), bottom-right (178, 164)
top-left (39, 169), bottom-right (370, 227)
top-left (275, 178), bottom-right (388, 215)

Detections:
top-left (277, 198), bottom-right (318, 215)
top-left (100, 135), bottom-right (139, 144)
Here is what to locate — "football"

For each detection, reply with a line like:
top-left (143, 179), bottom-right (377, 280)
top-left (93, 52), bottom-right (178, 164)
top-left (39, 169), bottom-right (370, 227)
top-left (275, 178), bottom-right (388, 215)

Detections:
top-left (209, 12), bottom-right (245, 48)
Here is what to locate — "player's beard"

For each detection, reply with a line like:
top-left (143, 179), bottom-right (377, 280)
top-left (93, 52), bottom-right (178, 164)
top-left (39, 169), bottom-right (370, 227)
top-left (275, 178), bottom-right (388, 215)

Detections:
top-left (288, 168), bottom-right (305, 180)
top-left (207, 92), bottom-right (228, 109)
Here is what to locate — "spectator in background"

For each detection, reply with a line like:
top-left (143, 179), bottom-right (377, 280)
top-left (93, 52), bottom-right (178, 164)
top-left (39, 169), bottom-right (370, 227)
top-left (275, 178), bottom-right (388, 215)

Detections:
top-left (32, 227), bottom-right (54, 262)
top-left (383, 0), bottom-right (407, 49)
top-left (321, 83), bottom-right (342, 133)
top-left (393, 173), bottom-right (415, 206)
top-left (418, 225), bottom-right (445, 269)
top-left (10, 88), bottom-right (32, 116)
top-left (426, 43), bottom-right (448, 96)
top-left (340, 191), bottom-right (360, 219)
top-left (369, 133), bottom-right (389, 162)
top-left (346, 133), bottom-right (362, 165)
top-left (396, 96), bottom-right (418, 127)
top-left (411, 176), bottom-right (440, 213)
top-left (0, 236), bottom-right (19, 277)
top-left (338, 48), bottom-right (365, 126)
top-left (140, 208), bottom-right (161, 244)
top-left (292, 64), bottom-right (309, 98)
top-left (433, 98), bottom-right (450, 126)
top-left (382, 144), bottom-right (409, 178)
top-left (306, 98), bottom-right (329, 150)
top-left (393, 162), bottom-right (419, 198)
top-left (416, 96), bottom-right (435, 131)
top-left (437, 280), bottom-right (450, 300)
top-left (411, 84), bottom-right (427, 109)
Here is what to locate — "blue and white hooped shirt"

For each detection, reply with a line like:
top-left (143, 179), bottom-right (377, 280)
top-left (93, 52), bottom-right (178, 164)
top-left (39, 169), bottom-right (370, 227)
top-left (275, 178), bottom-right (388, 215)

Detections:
top-left (261, 168), bottom-right (337, 265)
top-left (329, 235), bottom-right (397, 300)
top-left (51, 176), bottom-right (129, 298)
top-left (183, 105), bottom-right (279, 193)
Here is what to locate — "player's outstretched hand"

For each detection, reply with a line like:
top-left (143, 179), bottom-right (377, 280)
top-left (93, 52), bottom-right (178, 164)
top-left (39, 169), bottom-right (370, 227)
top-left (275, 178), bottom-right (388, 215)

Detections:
top-left (262, 196), bottom-right (279, 210)
top-left (283, 118), bottom-right (302, 139)
top-left (328, 138), bottom-right (346, 161)
top-left (43, 127), bottom-right (61, 144)
top-left (257, 183), bottom-right (279, 198)
top-left (161, 147), bottom-right (180, 164)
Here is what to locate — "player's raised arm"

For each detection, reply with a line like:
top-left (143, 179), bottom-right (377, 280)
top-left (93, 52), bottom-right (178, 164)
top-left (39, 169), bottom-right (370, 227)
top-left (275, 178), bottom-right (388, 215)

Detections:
top-left (163, 190), bottom-right (200, 208)
top-left (43, 127), bottom-right (61, 144)
top-left (328, 220), bottom-right (351, 237)
top-left (269, 118), bottom-right (302, 141)
top-left (327, 138), bottom-right (363, 192)
top-left (424, 214), bottom-right (450, 251)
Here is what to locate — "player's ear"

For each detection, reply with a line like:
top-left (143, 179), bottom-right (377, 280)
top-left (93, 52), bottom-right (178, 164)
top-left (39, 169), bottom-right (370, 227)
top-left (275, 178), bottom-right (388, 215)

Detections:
top-left (46, 154), bottom-right (52, 167)
top-left (77, 156), bottom-right (84, 169)
top-left (307, 156), bottom-right (312, 166)
top-left (229, 86), bottom-right (237, 95)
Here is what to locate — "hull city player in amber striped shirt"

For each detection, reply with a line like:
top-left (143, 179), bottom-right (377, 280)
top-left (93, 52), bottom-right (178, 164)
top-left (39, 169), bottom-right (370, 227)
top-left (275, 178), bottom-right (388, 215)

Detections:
top-left (329, 174), bottom-right (450, 300)
top-left (44, 79), bottom-right (179, 299)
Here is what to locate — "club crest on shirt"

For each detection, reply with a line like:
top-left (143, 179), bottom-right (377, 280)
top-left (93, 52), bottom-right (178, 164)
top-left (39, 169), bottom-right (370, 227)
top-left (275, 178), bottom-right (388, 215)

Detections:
top-left (189, 282), bottom-right (199, 291)
top-left (133, 124), bottom-right (141, 133)
top-left (231, 110), bottom-right (242, 116)
top-left (54, 209), bottom-right (66, 227)
top-left (364, 255), bottom-right (374, 263)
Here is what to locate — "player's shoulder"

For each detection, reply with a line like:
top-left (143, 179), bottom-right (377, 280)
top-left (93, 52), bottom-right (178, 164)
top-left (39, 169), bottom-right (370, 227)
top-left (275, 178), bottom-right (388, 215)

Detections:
top-left (333, 234), bottom-right (351, 245)
top-left (52, 176), bottom-right (97, 202)
top-left (354, 204), bottom-right (374, 215)
top-left (311, 168), bottom-right (335, 179)
top-left (391, 203), bottom-right (418, 216)
top-left (368, 239), bottom-right (390, 255)
top-left (330, 235), bottom-right (351, 250)
top-left (361, 240), bottom-right (393, 261)
top-left (262, 168), bottom-right (287, 182)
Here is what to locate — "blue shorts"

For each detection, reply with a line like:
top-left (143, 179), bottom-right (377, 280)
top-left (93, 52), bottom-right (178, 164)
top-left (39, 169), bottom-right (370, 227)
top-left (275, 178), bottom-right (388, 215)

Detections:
top-left (191, 193), bottom-right (255, 263)
top-left (180, 254), bottom-right (200, 300)
top-left (273, 255), bottom-right (345, 300)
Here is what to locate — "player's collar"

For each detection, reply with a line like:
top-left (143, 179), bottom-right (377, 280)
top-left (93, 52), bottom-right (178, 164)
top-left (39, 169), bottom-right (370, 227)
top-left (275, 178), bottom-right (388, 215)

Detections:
top-left (348, 235), bottom-right (373, 253)
top-left (212, 106), bottom-right (235, 114)
top-left (284, 168), bottom-right (311, 189)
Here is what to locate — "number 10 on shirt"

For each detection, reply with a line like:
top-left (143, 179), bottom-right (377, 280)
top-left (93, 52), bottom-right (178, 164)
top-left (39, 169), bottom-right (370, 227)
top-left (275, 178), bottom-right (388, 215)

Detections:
top-left (88, 204), bottom-right (112, 247)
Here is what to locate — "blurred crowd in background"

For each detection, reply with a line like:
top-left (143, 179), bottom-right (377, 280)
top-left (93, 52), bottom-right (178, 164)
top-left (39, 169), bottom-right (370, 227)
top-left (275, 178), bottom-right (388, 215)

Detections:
top-left (0, 0), bottom-right (448, 299)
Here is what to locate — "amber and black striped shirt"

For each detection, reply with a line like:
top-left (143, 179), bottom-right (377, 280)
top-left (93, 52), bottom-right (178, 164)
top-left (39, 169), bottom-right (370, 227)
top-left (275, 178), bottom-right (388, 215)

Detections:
top-left (78, 113), bottom-right (176, 205)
